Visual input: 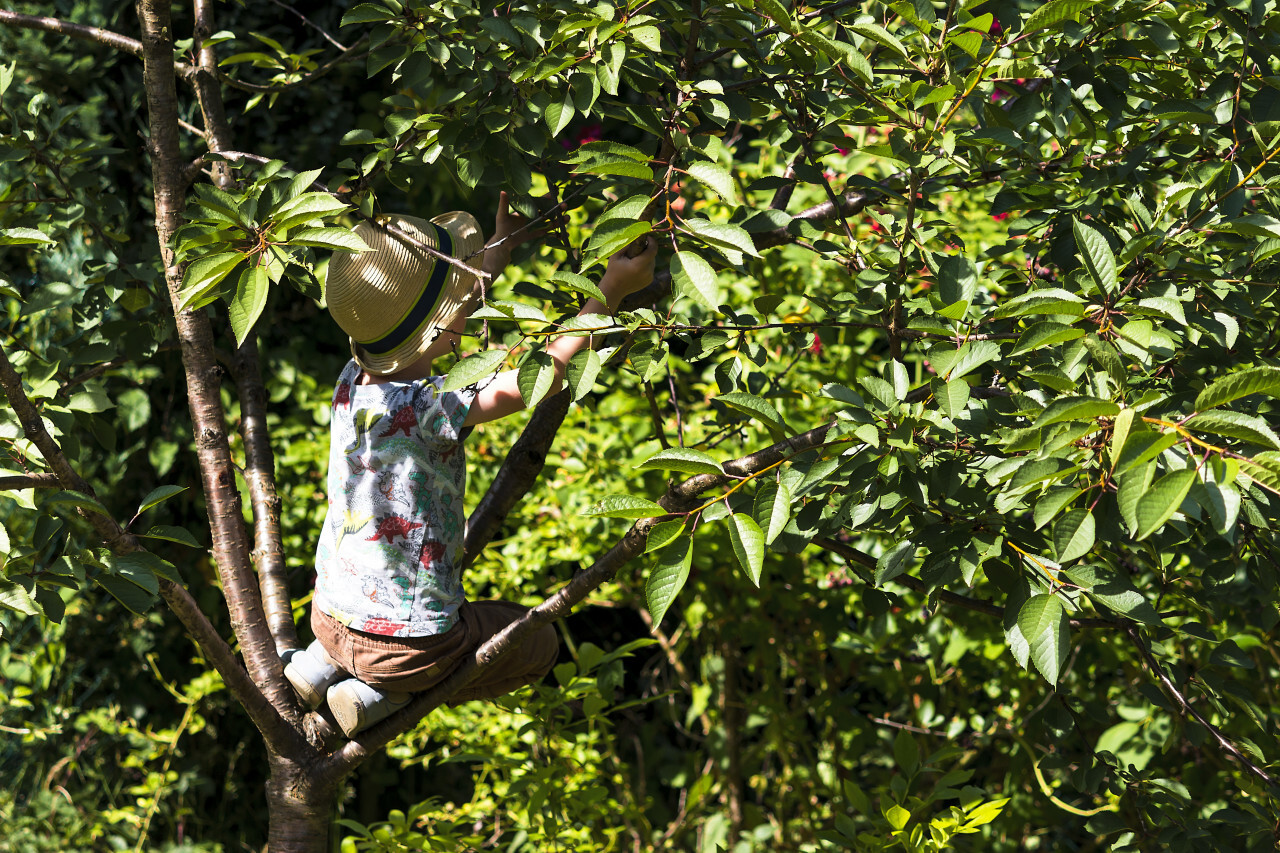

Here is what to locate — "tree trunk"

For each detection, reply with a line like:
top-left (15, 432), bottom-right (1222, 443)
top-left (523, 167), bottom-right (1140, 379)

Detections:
top-left (266, 753), bottom-right (343, 853)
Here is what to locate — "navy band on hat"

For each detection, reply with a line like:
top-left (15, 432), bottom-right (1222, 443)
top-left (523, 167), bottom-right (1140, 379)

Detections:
top-left (357, 225), bottom-right (454, 356)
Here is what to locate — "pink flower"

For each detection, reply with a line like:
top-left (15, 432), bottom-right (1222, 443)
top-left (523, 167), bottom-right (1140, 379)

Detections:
top-left (990, 18), bottom-right (1003, 34)
top-left (992, 212), bottom-right (1010, 222)
top-left (809, 333), bottom-right (823, 355)
top-left (991, 88), bottom-right (1009, 102)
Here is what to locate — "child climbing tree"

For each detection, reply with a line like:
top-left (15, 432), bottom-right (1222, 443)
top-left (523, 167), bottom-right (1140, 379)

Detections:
top-left (1, 1), bottom-right (1279, 850)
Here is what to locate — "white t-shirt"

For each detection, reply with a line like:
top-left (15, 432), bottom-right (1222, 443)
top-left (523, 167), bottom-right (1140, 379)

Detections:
top-left (313, 360), bottom-right (476, 637)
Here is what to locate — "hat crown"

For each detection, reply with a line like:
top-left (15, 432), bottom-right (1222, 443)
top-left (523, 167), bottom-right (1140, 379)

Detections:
top-left (325, 212), bottom-right (484, 374)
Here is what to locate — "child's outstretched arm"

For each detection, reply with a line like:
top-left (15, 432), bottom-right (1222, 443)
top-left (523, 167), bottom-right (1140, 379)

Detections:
top-left (464, 235), bottom-right (659, 427)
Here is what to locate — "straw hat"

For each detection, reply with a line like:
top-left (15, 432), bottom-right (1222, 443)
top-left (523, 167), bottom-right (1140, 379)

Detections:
top-left (325, 211), bottom-right (485, 375)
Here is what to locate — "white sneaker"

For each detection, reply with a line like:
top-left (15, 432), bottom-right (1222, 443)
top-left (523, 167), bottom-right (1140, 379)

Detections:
top-left (283, 641), bottom-right (347, 709)
top-left (327, 678), bottom-right (412, 737)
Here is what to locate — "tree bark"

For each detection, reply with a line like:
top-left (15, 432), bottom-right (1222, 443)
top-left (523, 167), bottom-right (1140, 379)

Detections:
top-left (135, 0), bottom-right (298, 724)
top-left (265, 753), bottom-right (342, 853)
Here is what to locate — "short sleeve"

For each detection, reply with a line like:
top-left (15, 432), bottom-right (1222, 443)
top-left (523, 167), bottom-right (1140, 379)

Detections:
top-left (415, 376), bottom-right (476, 443)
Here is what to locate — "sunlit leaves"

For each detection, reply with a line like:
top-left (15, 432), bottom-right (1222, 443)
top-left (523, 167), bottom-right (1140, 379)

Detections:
top-left (636, 448), bottom-right (724, 476)
top-left (646, 536), bottom-right (692, 625)
top-left (228, 264), bottom-right (269, 346)
top-left (583, 495), bottom-right (668, 519)
top-left (1194, 366), bottom-right (1280, 413)
top-left (1135, 469), bottom-right (1198, 540)
top-left (671, 250), bottom-right (720, 310)
top-left (725, 513), bottom-right (765, 586)
top-left (442, 349), bottom-right (507, 392)
top-left (1018, 594), bottom-right (1070, 684)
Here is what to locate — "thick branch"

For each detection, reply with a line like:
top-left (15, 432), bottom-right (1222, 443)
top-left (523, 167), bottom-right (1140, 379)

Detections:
top-left (136, 0), bottom-right (299, 723)
top-left (230, 337), bottom-right (299, 652)
top-left (320, 420), bottom-right (839, 780)
top-left (0, 473), bottom-right (60, 490)
top-left (192, 0), bottom-right (235, 184)
top-left (192, 0), bottom-right (298, 655)
top-left (0, 341), bottom-right (308, 754)
top-left (462, 389), bottom-right (572, 568)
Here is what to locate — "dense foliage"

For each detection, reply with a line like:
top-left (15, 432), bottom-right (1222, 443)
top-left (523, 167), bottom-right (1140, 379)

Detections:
top-left (2, 0), bottom-right (1280, 850)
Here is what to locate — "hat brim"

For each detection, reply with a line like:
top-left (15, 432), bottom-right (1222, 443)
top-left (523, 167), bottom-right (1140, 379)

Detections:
top-left (351, 210), bottom-right (485, 375)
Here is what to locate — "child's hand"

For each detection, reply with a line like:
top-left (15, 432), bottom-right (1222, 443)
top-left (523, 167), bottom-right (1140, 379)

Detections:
top-left (599, 235), bottom-right (658, 309)
top-left (483, 191), bottom-right (562, 278)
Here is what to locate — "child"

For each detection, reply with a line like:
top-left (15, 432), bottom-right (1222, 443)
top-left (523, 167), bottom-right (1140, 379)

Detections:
top-left (285, 194), bottom-right (658, 737)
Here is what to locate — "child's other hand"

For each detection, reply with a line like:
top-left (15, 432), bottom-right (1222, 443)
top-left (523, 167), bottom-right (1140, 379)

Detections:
top-left (600, 234), bottom-right (658, 306)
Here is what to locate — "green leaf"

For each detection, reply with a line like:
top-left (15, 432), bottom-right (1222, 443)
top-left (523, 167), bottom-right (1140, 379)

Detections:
top-left (893, 729), bottom-right (919, 774)
top-left (1017, 594), bottom-right (1070, 684)
top-left (1052, 509), bottom-right (1095, 563)
top-left (1135, 469), bottom-right (1197, 540)
top-left (1194, 366), bottom-right (1280, 412)
top-left (517, 351), bottom-right (557, 408)
top-left (725, 513), bottom-right (765, 586)
top-left (1193, 481), bottom-right (1241, 535)
top-left (753, 480), bottom-right (793, 545)
top-left (875, 539), bottom-right (916, 586)
top-left (550, 270), bottom-right (607, 304)
top-left (43, 490), bottom-right (112, 519)
top-left (543, 90), bottom-right (576, 137)
top-left (1035, 396), bottom-right (1119, 428)
top-left (288, 227), bottom-right (371, 252)
top-left (1073, 219), bottom-right (1117, 294)
top-left (228, 264), bottom-right (270, 346)
top-left (1109, 408), bottom-right (1135, 469)
top-left (932, 341), bottom-right (1001, 381)
top-left (1033, 487), bottom-right (1083, 530)
top-left (963, 798), bottom-right (1011, 828)
top-left (1065, 564), bottom-right (1162, 625)
top-left (571, 156), bottom-right (654, 182)
top-left (1023, 0), bottom-right (1097, 34)
top-left (718, 392), bottom-right (787, 439)
top-left (1011, 321), bottom-right (1085, 356)
top-left (441, 349), bottom-right (507, 392)
top-left (646, 536), bottom-right (692, 625)
top-left (682, 218), bottom-right (759, 258)
top-left (0, 227), bottom-right (55, 246)
top-left (95, 574), bottom-right (157, 615)
top-left (672, 251), bottom-right (720, 310)
top-left (1114, 429), bottom-right (1180, 475)
top-left (135, 485), bottom-right (188, 518)
top-left (685, 161), bottom-right (738, 203)
top-left (849, 22), bottom-right (910, 60)
top-left (932, 377), bottom-right (971, 420)
top-left (1185, 410), bottom-right (1280, 450)
top-left (636, 448), bottom-right (723, 476)
top-left (139, 525), bottom-right (202, 549)
top-left (585, 220), bottom-right (652, 260)
top-left (754, 0), bottom-right (794, 32)
top-left (1240, 452), bottom-right (1280, 493)
top-left (178, 252), bottom-right (244, 311)
top-left (565, 348), bottom-right (601, 402)
top-left (270, 192), bottom-right (350, 231)
top-left (583, 495), bottom-right (668, 519)
top-left (0, 580), bottom-right (40, 616)
top-left (644, 519), bottom-right (686, 554)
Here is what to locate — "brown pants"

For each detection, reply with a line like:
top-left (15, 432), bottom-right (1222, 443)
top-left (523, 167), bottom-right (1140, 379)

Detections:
top-left (311, 601), bottom-right (558, 702)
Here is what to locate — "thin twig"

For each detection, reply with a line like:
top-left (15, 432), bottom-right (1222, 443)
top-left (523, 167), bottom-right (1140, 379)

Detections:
top-left (1127, 626), bottom-right (1276, 787)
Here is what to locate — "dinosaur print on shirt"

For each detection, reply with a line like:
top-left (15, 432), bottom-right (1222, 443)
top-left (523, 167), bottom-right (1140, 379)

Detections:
top-left (314, 360), bottom-right (474, 637)
top-left (367, 515), bottom-right (423, 543)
